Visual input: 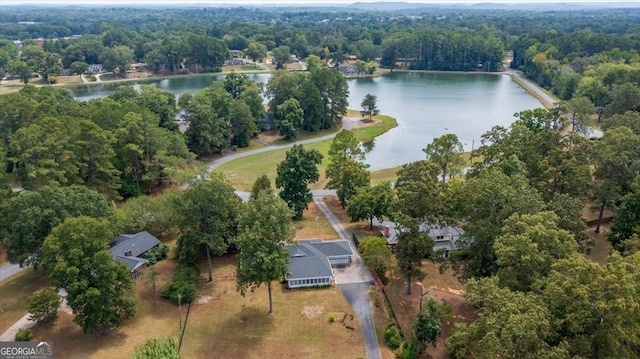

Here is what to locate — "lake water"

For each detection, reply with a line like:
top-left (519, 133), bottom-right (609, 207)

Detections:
top-left (69, 71), bottom-right (542, 171)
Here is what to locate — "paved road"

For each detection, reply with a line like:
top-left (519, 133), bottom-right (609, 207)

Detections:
top-left (207, 132), bottom-right (340, 171)
top-left (0, 263), bottom-right (25, 282)
top-left (208, 117), bottom-right (363, 171)
top-left (504, 68), bottom-right (557, 108)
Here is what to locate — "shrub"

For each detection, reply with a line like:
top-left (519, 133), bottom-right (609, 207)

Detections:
top-left (328, 314), bottom-right (336, 323)
top-left (384, 327), bottom-right (402, 349)
top-left (15, 328), bottom-right (33, 341)
top-left (146, 243), bottom-right (170, 265)
top-left (161, 266), bottom-right (198, 304)
top-left (130, 336), bottom-right (180, 359)
top-left (26, 288), bottom-right (61, 323)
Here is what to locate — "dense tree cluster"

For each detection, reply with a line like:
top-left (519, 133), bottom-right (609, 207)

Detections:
top-left (0, 85), bottom-right (193, 198)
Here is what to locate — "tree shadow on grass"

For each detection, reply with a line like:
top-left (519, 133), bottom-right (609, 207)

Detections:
top-left (30, 312), bottom-right (128, 358)
top-left (190, 305), bottom-right (273, 358)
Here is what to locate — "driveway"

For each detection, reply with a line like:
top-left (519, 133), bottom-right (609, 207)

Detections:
top-left (339, 283), bottom-right (381, 359)
top-left (313, 197), bottom-right (380, 359)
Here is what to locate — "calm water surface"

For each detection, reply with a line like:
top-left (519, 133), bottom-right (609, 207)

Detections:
top-left (70, 71), bottom-right (542, 170)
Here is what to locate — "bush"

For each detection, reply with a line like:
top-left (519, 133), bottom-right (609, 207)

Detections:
top-left (328, 314), bottom-right (336, 323)
top-left (161, 266), bottom-right (198, 304)
top-left (15, 328), bottom-right (33, 341)
top-left (146, 243), bottom-right (170, 265)
top-left (130, 336), bottom-right (180, 359)
top-left (26, 288), bottom-right (61, 323)
top-left (384, 327), bottom-right (402, 349)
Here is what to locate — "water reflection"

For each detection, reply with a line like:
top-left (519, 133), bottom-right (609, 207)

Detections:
top-left (70, 72), bottom-right (544, 171)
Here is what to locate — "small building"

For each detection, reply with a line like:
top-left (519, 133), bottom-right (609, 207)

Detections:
top-left (284, 239), bottom-right (353, 288)
top-left (224, 58), bottom-right (244, 66)
top-left (89, 64), bottom-right (103, 73)
top-left (230, 50), bottom-right (243, 58)
top-left (346, 54), bottom-right (358, 61)
top-left (108, 231), bottom-right (161, 279)
top-left (382, 223), bottom-right (470, 258)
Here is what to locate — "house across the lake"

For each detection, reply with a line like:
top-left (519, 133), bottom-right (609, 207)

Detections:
top-left (284, 239), bottom-right (353, 288)
top-left (108, 231), bottom-right (161, 279)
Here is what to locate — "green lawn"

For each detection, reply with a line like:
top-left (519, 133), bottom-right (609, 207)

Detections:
top-left (0, 269), bottom-right (52, 334)
top-left (215, 113), bottom-right (398, 191)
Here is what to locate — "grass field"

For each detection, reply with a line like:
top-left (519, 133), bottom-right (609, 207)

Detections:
top-left (30, 258), bottom-right (180, 359)
top-left (295, 202), bottom-right (339, 240)
top-left (215, 113), bottom-right (397, 191)
top-left (0, 269), bottom-right (52, 334)
top-left (180, 255), bottom-right (365, 359)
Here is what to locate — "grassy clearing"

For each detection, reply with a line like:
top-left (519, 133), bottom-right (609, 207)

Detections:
top-left (294, 202), bottom-right (339, 240)
top-left (216, 113), bottom-right (397, 191)
top-left (585, 224), bottom-right (612, 266)
top-left (29, 259), bottom-right (180, 359)
top-left (0, 269), bottom-right (52, 333)
top-left (181, 255), bottom-right (365, 359)
top-left (383, 260), bottom-right (474, 359)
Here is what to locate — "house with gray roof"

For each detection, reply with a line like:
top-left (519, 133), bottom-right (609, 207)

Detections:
top-left (382, 223), bottom-right (471, 258)
top-left (284, 239), bottom-right (353, 288)
top-left (108, 231), bottom-right (161, 279)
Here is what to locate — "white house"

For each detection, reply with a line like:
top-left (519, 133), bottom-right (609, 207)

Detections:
top-left (284, 239), bottom-right (353, 288)
top-left (382, 223), bottom-right (471, 258)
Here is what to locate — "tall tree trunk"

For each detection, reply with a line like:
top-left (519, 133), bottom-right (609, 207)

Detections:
top-left (442, 163), bottom-right (447, 189)
top-left (206, 246), bottom-right (213, 282)
top-left (268, 282), bottom-right (273, 314)
top-left (595, 168), bottom-right (616, 234)
top-left (405, 274), bottom-right (412, 295)
top-left (370, 217), bottom-right (374, 230)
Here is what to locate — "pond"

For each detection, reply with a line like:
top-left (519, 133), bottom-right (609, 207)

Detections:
top-left (69, 71), bottom-right (543, 171)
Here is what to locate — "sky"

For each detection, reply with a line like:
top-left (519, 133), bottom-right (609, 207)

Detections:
top-left (3, 0), bottom-right (638, 5)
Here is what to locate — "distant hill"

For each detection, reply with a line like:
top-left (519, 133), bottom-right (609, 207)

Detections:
top-left (349, 2), bottom-right (640, 11)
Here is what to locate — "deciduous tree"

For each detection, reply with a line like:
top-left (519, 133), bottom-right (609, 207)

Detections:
top-left (26, 289), bottom-right (62, 323)
top-left (174, 173), bottom-right (241, 282)
top-left (394, 160), bottom-right (442, 222)
top-left (276, 144), bottom-right (323, 219)
top-left (360, 93), bottom-right (379, 122)
top-left (326, 130), bottom-right (370, 207)
top-left (235, 193), bottom-right (295, 313)
top-left (41, 216), bottom-right (136, 334)
top-left (359, 236), bottom-right (392, 280)
top-left (395, 216), bottom-right (433, 295)
top-left (423, 134), bottom-right (464, 188)
top-left (250, 174), bottom-right (273, 200)
top-left (276, 98), bottom-right (304, 140)
top-left (3, 185), bottom-right (115, 267)
top-left (347, 182), bottom-right (395, 229)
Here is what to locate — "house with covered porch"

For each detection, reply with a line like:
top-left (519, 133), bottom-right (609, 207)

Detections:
top-left (284, 239), bottom-right (353, 288)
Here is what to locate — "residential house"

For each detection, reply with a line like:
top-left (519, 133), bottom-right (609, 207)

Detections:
top-left (224, 58), bottom-right (244, 66)
top-left (230, 50), bottom-right (243, 58)
top-left (382, 223), bottom-right (470, 258)
top-left (108, 231), bottom-right (161, 279)
top-left (284, 239), bottom-right (353, 288)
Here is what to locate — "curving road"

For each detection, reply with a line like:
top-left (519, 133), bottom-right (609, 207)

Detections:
top-left (504, 67), bottom-right (557, 108)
